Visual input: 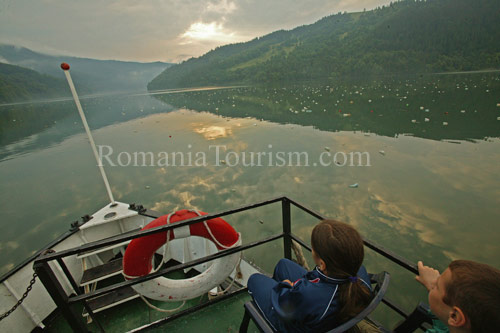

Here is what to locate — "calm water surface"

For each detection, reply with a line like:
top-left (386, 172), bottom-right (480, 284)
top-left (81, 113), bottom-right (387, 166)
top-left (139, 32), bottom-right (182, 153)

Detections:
top-left (1, 73), bottom-right (499, 326)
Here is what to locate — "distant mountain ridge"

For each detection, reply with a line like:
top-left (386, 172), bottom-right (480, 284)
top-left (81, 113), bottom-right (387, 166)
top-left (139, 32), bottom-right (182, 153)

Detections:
top-left (0, 44), bottom-right (173, 93)
top-left (0, 62), bottom-right (71, 103)
top-left (148, 0), bottom-right (500, 89)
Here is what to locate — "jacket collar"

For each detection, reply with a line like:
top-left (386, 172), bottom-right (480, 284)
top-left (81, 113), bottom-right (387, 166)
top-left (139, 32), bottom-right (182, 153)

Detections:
top-left (314, 266), bottom-right (349, 284)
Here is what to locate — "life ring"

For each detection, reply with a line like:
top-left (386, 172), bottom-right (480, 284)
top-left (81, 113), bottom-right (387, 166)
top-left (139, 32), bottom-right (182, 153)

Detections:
top-left (123, 209), bottom-right (241, 301)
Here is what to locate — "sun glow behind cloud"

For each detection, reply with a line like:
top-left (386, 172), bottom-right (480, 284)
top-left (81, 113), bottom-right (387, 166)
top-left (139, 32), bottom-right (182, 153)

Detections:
top-left (180, 21), bottom-right (239, 44)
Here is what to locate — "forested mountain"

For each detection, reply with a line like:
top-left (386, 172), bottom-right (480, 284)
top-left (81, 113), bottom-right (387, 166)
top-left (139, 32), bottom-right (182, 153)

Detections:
top-left (0, 45), bottom-right (172, 93)
top-left (0, 62), bottom-right (70, 103)
top-left (149, 0), bottom-right (500, 89)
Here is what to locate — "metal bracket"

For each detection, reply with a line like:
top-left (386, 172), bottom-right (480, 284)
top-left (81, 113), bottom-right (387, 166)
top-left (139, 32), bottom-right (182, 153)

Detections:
top-left (81, 215), bottom-right (92, 223)
top-left (129, 203), bottom-right (147, 214)
top-left (70, 215), bottom-right (92, 231)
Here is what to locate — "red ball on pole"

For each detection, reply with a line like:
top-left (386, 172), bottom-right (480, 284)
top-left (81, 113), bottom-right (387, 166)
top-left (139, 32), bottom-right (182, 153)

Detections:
top-left (60, 62), bottom-right (70, 70)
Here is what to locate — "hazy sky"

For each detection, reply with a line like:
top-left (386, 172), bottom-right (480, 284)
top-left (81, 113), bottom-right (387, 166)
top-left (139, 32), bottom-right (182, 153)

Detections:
top-left (0, 0), bottom-right (391, 63)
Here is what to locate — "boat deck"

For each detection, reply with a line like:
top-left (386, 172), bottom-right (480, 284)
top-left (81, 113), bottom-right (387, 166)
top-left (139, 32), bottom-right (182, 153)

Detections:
top-left (46, 292), bottom-right (255, 332)
top-left (29, 197), bottom-right (430, 332)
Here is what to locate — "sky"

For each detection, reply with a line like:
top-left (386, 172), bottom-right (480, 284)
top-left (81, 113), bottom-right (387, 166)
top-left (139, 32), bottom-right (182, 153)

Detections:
top-left (0, 0), bottom-right (391, 63)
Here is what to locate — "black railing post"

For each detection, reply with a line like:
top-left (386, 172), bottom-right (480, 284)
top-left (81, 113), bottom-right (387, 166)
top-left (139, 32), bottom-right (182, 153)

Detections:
top-left (282, 198), bottom-right (292, 260)
top-left (56, 258), bottom-right (105, 332)
top-left (33, 260), bottom-right (88, 333)
top-left (56, 258), bottom-right (81, 294)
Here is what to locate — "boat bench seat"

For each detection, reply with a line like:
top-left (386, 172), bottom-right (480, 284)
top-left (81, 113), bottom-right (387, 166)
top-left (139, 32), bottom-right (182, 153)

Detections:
top-left (80, 258), bottom-right (124, 286)
top-left (82, 286), bottom-right (139, 317)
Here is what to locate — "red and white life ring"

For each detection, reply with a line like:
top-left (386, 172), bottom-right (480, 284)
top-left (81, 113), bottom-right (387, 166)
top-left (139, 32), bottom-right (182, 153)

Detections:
top-left (123, 209), bottom-right (241, 301)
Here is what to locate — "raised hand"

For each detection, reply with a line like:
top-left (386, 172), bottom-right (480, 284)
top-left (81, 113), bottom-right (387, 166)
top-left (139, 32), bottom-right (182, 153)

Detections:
top-left (415, 261), bottom-right (440, 291)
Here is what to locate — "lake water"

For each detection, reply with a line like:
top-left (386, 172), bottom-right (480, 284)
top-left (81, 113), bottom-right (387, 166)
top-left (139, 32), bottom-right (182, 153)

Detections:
top-left (1, 73), bottom-right (499, 327)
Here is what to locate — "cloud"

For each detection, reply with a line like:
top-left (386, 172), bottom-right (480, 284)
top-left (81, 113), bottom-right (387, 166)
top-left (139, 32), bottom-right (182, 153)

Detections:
top-left (180, 21), bottom-right (239, 44)
top-left (194, 124), bottom-right (233, 140)
top-left (0, 0), bottom-right (393, 62)
top-left (206, 0), bottom-right (237, 14)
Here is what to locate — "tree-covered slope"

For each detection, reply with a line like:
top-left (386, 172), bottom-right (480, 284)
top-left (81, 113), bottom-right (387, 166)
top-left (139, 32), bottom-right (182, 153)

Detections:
top-left (0, 45), bottom-right (172, 93)
top-left (0, 62), bottom-right (70, 103)
top-left (149, 0), bottom-right (500, 89)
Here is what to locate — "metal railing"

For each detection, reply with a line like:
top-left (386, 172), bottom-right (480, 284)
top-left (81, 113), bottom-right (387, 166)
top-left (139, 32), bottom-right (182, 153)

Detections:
top-left (33, 196), bottom-right (420, 332)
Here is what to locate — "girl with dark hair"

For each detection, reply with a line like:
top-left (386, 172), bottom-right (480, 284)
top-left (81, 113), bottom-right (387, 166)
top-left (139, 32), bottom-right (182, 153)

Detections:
top-left (247, 220), bottom-right (373, 332)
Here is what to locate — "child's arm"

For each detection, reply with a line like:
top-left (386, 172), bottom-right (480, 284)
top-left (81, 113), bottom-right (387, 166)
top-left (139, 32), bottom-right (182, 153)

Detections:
top-left (271, 279), bottom-right (307, 322)
top-left (415, 261), bottom-right (440, 291)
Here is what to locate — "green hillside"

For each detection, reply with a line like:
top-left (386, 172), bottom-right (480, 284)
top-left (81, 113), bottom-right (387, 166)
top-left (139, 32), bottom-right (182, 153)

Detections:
top-left (149, 0), bottom-right (500, 89)
top-left (0, 45), bottom-right (172, 93)
top-left (0, 62), bottom-right (70, 103)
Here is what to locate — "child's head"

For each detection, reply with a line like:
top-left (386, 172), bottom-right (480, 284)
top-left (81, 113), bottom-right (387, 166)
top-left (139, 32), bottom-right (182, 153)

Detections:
top-left (311, 219), bottom-right (364, 277)
top-left (428, 260), bottom-right (500, 332)
top-left (311, 220), bottom-right (371, 323)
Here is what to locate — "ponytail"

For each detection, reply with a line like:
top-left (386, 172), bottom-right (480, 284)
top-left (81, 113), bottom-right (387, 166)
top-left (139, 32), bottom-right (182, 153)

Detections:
top-left (311, 220), bottom-right (373, 324)
top-left (337, 278), bottom-right (372, 323)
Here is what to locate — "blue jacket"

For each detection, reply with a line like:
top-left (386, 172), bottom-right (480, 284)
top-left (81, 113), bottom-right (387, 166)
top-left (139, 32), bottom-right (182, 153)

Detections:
top-left (270, 267), bottom-right (371, 332)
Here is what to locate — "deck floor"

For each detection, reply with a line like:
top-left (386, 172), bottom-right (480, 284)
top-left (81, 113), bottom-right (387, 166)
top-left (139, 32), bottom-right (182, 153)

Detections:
top-left (46, 292), bottom-right (258, 332)
top-left (45, 268), bottom-right (259, 333)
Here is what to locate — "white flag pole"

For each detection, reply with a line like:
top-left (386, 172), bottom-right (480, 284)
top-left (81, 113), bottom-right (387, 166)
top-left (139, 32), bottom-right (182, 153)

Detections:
top-left (61, 62), bottom-right (115, 205)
